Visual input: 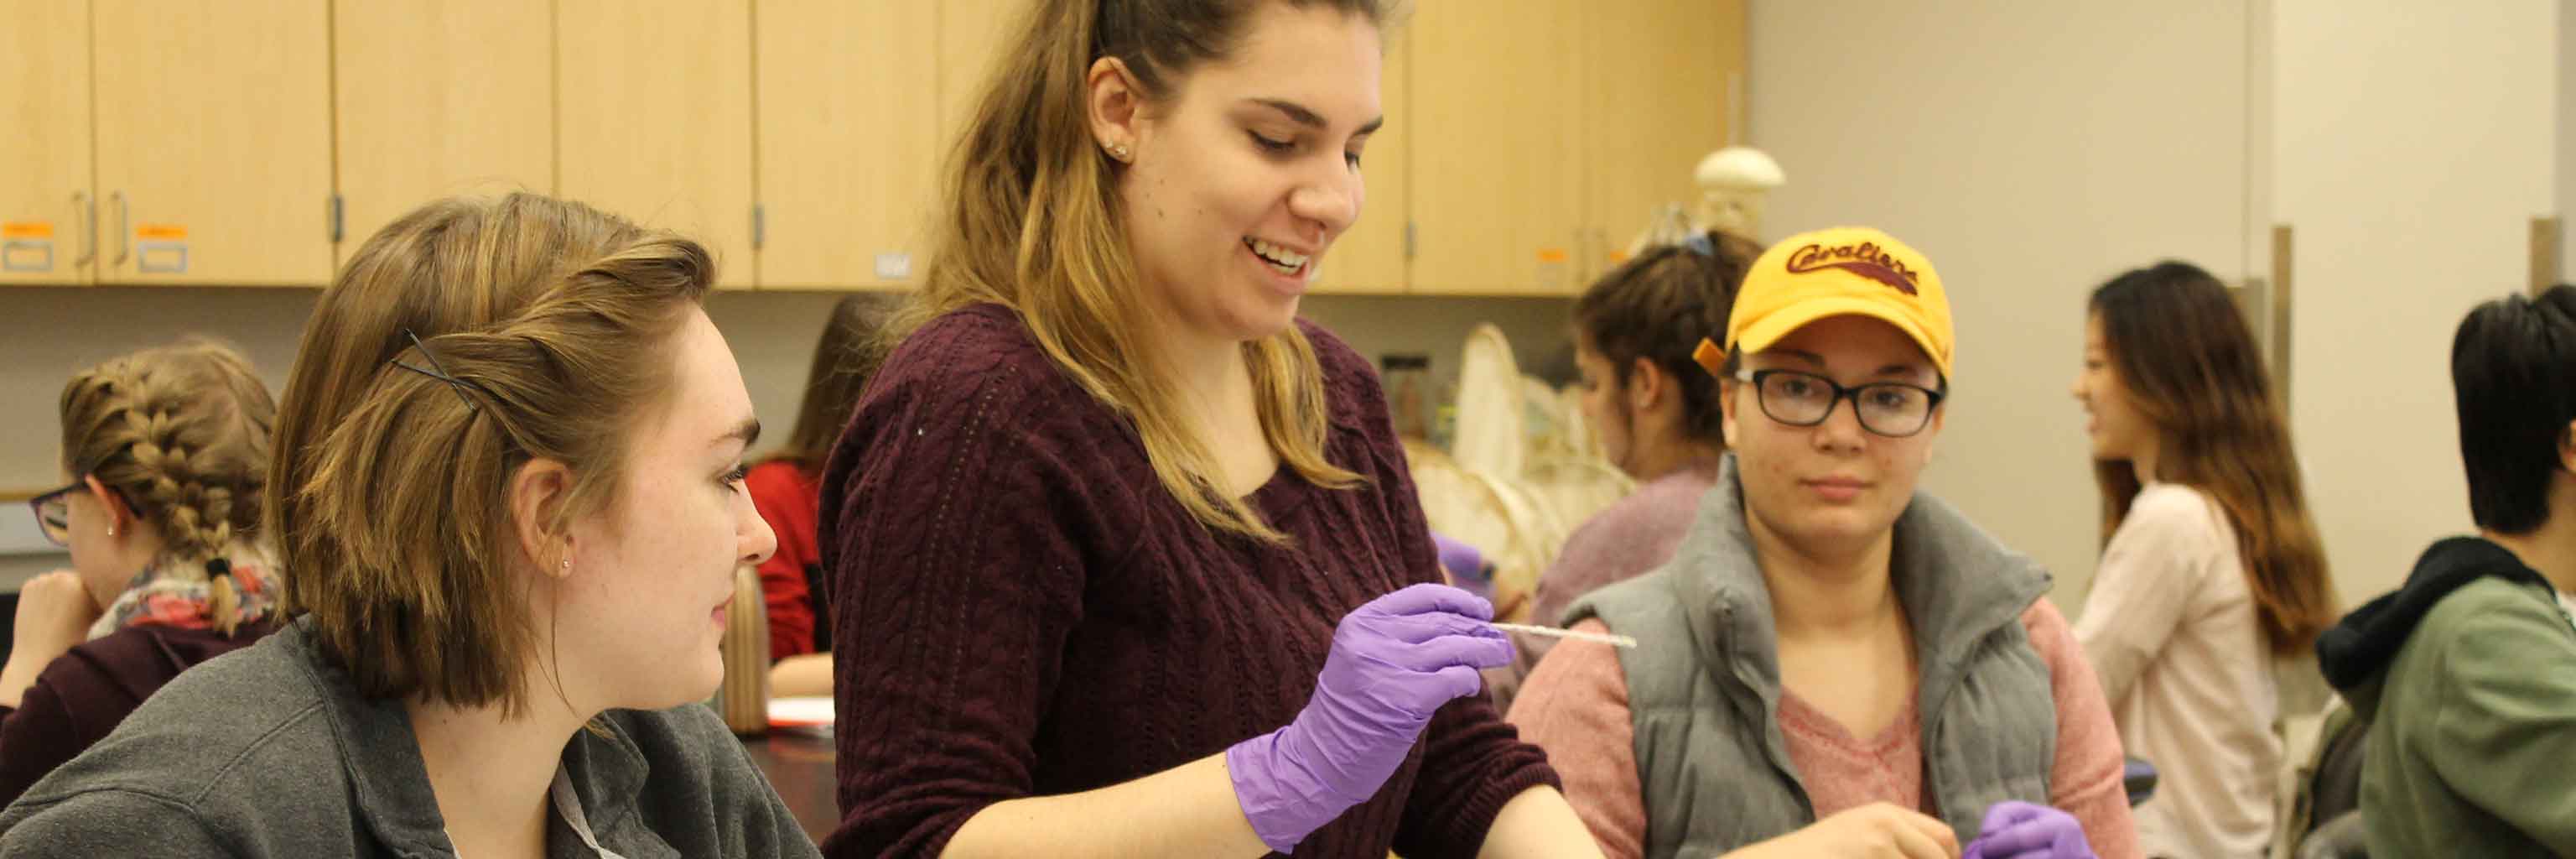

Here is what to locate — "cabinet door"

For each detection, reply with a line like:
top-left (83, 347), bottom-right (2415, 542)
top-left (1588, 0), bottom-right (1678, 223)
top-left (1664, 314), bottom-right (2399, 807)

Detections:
top-left (756, 1), bottom-right (939, 289)
top-left (333, 0), bottom-right (553, 258)
top-left (1407, 0), bottom-right (1585, 295)
top-left (93, 0), bottom-right (335, 286)
top-left (1312, 23), bottom-right (1407, 295)
top-left (937, 0), bottom-right (1021, 153)
top-left (1582, 0), bottom-right (1740, 279)
top-left (0, 0), bottom-right (95, 285)
top-left (920, 0), bottom-right (1023, 262)
top-left (557, 0), bottom-right (755, 289)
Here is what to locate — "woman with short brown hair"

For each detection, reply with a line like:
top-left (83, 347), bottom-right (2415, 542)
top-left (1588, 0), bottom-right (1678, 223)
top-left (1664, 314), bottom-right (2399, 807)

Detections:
top-left (0, 193), bottom-right (818, 858)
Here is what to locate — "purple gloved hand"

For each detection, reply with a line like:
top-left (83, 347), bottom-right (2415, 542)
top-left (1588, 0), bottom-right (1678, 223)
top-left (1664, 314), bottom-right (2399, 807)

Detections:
top-left (1431, 533), bottom-right (1491, 591)
top-left (1227, 583), bottom-right (1513, 853)
top-left (1962, 800), bottom-right (2096, 859)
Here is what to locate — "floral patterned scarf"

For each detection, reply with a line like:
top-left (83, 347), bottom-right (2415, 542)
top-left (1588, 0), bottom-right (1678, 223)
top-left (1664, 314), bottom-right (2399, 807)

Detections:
top-left (86, 548), bottom-right (280, 640)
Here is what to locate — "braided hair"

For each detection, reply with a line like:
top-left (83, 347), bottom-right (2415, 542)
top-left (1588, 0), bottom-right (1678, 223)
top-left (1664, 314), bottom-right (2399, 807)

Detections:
top-left (58, 339), bottom-right (278, 634)
top-left (1571, 229), bottom-right (1763, 443)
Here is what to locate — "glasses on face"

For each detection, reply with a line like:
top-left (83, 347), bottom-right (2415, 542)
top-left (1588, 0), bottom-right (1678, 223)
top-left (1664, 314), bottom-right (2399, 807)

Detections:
top-left (1732, 369), bottom-right (1946, 438)
top-left (27, 481), bottom-right (82, 548)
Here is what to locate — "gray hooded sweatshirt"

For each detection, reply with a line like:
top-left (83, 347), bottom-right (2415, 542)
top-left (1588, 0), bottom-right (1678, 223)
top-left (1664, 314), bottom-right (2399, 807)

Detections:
top-left (0, 620), bottom-right (819, 858)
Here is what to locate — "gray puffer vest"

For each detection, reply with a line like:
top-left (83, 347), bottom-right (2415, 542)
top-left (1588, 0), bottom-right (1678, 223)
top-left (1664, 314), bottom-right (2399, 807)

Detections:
top-left (1566, 456), bottom-right (2058, 857)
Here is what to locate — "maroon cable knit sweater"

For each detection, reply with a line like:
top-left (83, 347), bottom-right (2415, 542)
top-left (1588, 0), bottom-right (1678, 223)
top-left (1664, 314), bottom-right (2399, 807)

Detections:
top-left (818, 304), bottom-right (1559, 857)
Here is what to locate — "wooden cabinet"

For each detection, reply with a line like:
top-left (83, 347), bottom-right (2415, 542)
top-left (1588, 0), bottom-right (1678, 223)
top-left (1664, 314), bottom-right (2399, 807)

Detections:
top-left (751, 0), bottom-right (1026, 289)
top-left (0, 0), bottom-right (96, 286)
top-left (908, 0), bottom-right (1028, 284)
top-left (91, 0), bottom-right (334, 286)
top-left (755, 2), bottom-right (940, 289)
top-left (1581, 0), bottom-right (1741, 281)
top-left (2, 1), bottom-right (1740, 294)
top-left (1312, 24), bottom-right (1409, 295)
top-left (557, 0), bottom-right (755, 289)
top-left (918, 1), bottom-right (1410, 296)
top-left (1407, 0), bottom-right (1740, 295)
top-left (936, 0), bottom-right (1021, 161)
top-left (1407, 0), bottom-right (1587, 296)
top-left (332, 0), bottom-right (553, 259)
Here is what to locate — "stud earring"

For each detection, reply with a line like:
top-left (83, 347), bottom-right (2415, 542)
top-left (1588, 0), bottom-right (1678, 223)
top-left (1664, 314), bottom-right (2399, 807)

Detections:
top-left (1106, 142), bottom-right (1131, 162)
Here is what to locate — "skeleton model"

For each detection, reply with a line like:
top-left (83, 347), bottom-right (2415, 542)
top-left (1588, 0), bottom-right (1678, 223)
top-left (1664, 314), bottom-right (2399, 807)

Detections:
top-left (1626, 145), bottom-right (1785, 258)
top-left (1691, 145), bottom-right (1784, 237)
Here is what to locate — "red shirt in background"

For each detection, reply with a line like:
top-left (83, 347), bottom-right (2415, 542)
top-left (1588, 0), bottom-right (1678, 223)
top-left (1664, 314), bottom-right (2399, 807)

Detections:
top-left (745, 459), bottom-right (824, 662)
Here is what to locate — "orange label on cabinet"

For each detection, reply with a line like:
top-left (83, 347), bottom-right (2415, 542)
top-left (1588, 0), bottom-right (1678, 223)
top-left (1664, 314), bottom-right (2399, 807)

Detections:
top-left (1536, 247), bottom-right (1571, 263)
top-left (1, 222), bottom-right (53, 239)
top-left (136, 224), bottom-right (187, 240)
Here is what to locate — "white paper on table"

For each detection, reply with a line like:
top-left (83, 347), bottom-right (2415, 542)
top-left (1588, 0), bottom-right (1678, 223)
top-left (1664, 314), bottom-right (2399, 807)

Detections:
top-left (767, 695), bottom-right (835, 727)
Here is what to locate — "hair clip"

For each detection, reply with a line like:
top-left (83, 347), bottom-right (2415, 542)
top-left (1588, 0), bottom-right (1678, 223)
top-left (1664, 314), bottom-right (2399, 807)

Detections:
top-left (391, 329), bottom-right (481, 413)
top-left (1681, 233), bottom-right (1716, 258)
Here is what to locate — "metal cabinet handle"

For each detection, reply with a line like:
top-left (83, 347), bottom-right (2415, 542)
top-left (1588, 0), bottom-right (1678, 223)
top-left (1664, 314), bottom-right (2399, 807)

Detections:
top-left (72, 190), bottom-right (94, 265)
top-left (110, 191), bottom-right (128, 265)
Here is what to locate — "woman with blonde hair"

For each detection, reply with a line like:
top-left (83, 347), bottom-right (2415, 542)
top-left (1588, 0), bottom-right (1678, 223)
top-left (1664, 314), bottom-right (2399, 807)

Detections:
top-left (822, 0), bottom-right (1600, 856)
top-left (0, 340), bottom-right (280, 806)
top-left (0, 193), bottom-right (818, 858)
top-left (2070, 261), bottom-right (2338, 858)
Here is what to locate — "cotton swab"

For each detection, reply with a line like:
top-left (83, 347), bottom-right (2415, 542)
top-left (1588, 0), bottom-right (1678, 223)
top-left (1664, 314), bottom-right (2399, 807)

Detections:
top-left (1488, 622), bottom-right (1639, 649)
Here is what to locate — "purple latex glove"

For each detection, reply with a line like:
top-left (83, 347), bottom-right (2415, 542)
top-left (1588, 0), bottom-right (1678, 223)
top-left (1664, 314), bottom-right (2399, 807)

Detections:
top-left (1226, 583), bottom-right (1513, 853)
top-left (1962, 800), bottom-right (2096, 859)
top-left (1431, 533), bottom-right (1491, 589)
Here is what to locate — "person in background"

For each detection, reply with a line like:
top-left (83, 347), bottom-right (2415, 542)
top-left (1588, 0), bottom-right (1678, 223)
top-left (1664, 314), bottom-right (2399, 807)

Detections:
top-left (820, 0), bottom-right (1602, 856)
top-left (1511, 226), bottom-right (2142, 859)
top-left (0, 193), bottom-right (817, 857)
top-left (2315, 285), bottom-right (2576, 856)
top-left (0, 341), bottom-right (282, 807)
top-left (749, 293), bottom-right (899, 697)
top-left (2067, 262), bottom-right (2337, 859)
top-left (1485, 228), bottom-right (1758, 715)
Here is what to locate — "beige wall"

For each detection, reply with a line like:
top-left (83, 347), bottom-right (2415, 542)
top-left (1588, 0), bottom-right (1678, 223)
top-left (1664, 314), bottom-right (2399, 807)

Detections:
top-left (2273, 0), bottom-right (2558, 604)
top-left (0, 288), bottom-right (310, 585)
top-left (1749, 0), bottom-right (2565, 610)
top-left (1748, 0), bottom-right (2255, 609)
top-left (0, 286), bottom-right (1571, 585)
top-left (0, 289), bottom-right (315, 487)
top-left (2565, 0), bottom-right (2576, 284)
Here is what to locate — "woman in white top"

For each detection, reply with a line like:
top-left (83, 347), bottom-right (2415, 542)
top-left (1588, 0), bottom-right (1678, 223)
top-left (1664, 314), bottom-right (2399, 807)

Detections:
top-left (2069, 261), bottom-right (2339, 859)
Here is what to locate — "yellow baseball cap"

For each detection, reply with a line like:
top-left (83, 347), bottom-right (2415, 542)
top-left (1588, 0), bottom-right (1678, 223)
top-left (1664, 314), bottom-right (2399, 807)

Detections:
top-left (1690, 226), bottom-right (1954, 380)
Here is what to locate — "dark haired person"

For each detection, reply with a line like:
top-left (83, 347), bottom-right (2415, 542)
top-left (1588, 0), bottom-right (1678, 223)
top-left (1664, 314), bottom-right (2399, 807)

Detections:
top-left (1486, 230), bottom-right (1759, 715)
top-left (748, 294), bottom-right (899, 696)
top-left (2068, 261), bottom-right (2336, 857)
top-left (2317, 284), bottom-right (2576, 856)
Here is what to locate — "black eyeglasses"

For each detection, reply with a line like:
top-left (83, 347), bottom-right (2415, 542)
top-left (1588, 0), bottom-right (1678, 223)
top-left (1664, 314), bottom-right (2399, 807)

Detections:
top-left (27, 481), bottom-right (84, 548)
top-left (1732, 369), bottom-right (1945, 438)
